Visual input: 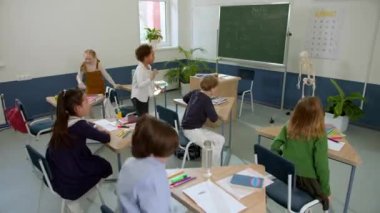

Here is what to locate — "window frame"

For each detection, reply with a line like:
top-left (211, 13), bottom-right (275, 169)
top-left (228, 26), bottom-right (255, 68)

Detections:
top-left (138, 0), bottom-right (172, 48)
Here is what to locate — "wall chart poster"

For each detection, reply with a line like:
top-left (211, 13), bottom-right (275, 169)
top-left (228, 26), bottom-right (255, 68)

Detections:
top-left (306, 8), bottom-right (344, 59)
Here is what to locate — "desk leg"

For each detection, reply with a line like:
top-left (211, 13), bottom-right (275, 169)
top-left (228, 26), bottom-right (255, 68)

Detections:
top-left (228, 110), bottom-right (232, 148)
top-left (221, 121), bottom-right (225, 137)
top-left (164, 87), bottom-right (167, 108)
top-left (175, 104), bottom-right (178, 114)
top-left (102, 104), bottom-right (105, 119)
top-left (104, 153), bottom-right (122, 182)
top-left (257, 135), bottom-right (261, 145)
top-left (343, 166), bottom-right (356, 213)
top-left (117, 153), bottom-right (122, 171)
top-left (154, 96), bottom-right (157, 118)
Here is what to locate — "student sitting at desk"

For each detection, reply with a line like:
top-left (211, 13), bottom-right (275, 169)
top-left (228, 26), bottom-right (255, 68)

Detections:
top-left (117, 115), bottom-right (179, 213)
top-left (76, 49), bottom-right (119, 94)
top-left (271, 97), bottom-right (331, 211)
top-left (182, 76), bottom-right (225, 166)
top-left (46, 89), bottom-right (112, 213)
top-left (131, 44), bottom-right (158, 116)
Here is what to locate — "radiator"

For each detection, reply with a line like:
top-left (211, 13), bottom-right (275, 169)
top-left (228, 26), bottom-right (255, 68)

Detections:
top-left (156, 69), bottom-right (179, 90)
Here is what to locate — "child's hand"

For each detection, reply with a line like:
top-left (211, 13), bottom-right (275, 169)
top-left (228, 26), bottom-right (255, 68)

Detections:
top-left (78, 83), bottom-right (86, 90)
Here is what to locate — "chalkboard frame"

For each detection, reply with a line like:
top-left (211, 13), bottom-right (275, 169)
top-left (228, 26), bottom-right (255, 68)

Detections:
top-left (217, 3), bottom-right (291, 67)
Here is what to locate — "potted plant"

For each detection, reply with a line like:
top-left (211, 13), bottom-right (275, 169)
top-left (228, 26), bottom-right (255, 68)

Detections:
top-left (145, 28), bottom-right (163, 48)
top-left (325, 79), bottom-right (365, 132)
top-left (165, 47), bottom-right (213, 96)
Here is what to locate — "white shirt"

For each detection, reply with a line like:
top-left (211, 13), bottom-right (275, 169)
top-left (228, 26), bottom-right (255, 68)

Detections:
top-left (131, 62), bottom-right (154, 102)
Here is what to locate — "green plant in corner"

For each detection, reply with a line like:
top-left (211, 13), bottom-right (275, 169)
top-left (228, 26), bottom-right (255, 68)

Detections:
top-left (165, 46), bottom-right (213, 84)
top-left (326, 79), bottom-right (365, 121)
top-left (145, 28), bottom-right (163, 42)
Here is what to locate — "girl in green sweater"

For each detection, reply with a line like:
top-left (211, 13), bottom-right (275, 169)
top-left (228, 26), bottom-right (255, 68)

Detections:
top-left (271, 97), bottom-right (331, 211)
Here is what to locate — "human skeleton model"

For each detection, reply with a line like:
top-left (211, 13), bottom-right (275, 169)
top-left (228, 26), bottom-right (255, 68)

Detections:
top-left (297, 51), bottom-right (316, 98)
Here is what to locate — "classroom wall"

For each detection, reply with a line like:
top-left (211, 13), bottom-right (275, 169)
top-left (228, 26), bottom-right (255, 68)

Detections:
top-left (191, 0), bottom-right (380, 130)
top-left (0, 0), bottom-right (192, 118)
top-left (192, 0), bottom-right (380, 82)
top-left (0, 0), bottom-right (192, 82)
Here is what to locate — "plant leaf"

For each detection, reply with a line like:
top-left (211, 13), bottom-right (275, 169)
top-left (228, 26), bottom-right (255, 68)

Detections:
top-left (330, 79), bottom-right (345, 98)
top-left (346, 92), bottom-right (365, 101)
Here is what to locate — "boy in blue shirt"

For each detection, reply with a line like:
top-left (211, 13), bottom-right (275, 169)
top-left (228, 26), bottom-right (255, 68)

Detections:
top-left (117, 115), bottom-right (179, 213)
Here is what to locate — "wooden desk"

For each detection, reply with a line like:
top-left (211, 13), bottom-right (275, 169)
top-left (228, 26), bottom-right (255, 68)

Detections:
top-left (120, 82), bottom-right (168, 115)
top-left (173, 97), bottom-right (235, 122)
top-left (108, 127), bottom-right (133, 170)
top-left (46, 94), bottom-right (105, 108)
top-left (173, 97), bottom-right (235, 166)
top-left (190, 74), bottom-right (240, 120)
top-left (170, 164), bottom-right (266, 213)
top-left (255, 126), bottom-right (362, 213)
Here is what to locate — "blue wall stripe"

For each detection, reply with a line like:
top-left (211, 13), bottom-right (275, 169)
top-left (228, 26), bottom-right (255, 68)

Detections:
top-left (214, 62), bottom-right (379, 130)
top-left (0, 61), bottom-right (180, 119)
top-left (1, 60), bottom-right (379, 130)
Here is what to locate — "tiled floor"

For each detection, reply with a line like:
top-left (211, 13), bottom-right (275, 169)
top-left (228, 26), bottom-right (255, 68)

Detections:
top-left (0, 90), bottom-right (379, 213)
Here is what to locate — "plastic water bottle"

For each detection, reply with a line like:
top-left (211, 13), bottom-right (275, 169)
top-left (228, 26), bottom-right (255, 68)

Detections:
top-left (202, 140), bottom-right (213, 178)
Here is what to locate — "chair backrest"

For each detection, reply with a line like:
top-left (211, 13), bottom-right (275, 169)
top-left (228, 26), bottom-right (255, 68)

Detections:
top-left (100, 205), bottom-right (114, 213)
top-left (237, 69), bottom-right (255, 93)
top-left (156, 105), bottom-right (180, 130)
top-left (0, 94), bottom-right (7, 127)
top-left (5, 99), bottom-right (29, 133)
top-left (254, 144), bottom-right (295, 185)
top-left (238, 69), bottom-right (255, 81)
top-left (15, 99), bottom-right (29, 122)
top-left (25, 145), bottom-right (54, 189)
top-left (105, 86), bottom-right (119, 105)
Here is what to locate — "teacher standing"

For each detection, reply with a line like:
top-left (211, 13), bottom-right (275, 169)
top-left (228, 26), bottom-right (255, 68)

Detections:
top-left (76, 49), bottom-right (119, 94)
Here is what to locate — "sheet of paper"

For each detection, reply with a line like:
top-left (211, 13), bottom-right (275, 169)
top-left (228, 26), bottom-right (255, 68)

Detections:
top-left (183, 180), bottom-right (246, 213)
top-left (216, 168), bottom-right (273, 200)
top-left (94, 119), bottom-right (118, 131)
top-left (212, 97), bottom-right (227, 105)
top-left (328, 139), bottom-right (345, 151)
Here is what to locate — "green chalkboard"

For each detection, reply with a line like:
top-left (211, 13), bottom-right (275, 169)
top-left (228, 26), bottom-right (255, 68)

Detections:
top-left (218, 4), bottom-right (290, 64)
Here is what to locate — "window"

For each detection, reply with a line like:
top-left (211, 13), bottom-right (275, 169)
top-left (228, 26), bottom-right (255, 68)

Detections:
top-left (139, 0), bottom-right (171, 46)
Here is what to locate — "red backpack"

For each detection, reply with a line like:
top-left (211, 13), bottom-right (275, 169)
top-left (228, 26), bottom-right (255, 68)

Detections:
top-left (5, 102), bottom-right (28, 133)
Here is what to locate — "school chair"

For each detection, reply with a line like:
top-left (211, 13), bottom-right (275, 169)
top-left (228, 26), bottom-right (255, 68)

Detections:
top-left (0, 93), bottom-right (8, 131)
top-left (105, 86), bottom-right (135, 117)
top-left (16, 99), bottom-right (53, 141)
top-left (237, 69), bottom-right (255, 117)
top-left (100, 205), bottom-right (114, 213)
top-left (156, 105), bottom-right (197, 168)
top-left (254, 144), bottom-right (325, 213)
top-left (25, 145), bottom-right (105, 213)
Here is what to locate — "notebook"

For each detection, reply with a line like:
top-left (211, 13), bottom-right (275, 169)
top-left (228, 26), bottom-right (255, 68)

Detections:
top-left (216, 168), bottom-right (273, 200)
top-left (328, 139), bottom-right (345, 151)
top-left (183, 180), bottom-right (246, 213)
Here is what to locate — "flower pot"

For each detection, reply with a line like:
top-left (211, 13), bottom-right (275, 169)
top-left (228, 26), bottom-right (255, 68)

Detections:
top-left (180, 82), bottom-right (190, 97)
top-left (325, 113), bottom-right (349, 132)
top-left (149, 39), bottom-right (161, 49)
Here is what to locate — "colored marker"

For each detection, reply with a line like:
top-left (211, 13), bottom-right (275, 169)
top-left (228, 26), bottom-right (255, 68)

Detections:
top-left (170, 177), bottom-right (196, 188)
top-left (328, 137), bottom-right (340, 143)
top-left (170, 174), bottom-right (188, 184)
top-left (167, 170), bottom-right (184, 179)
